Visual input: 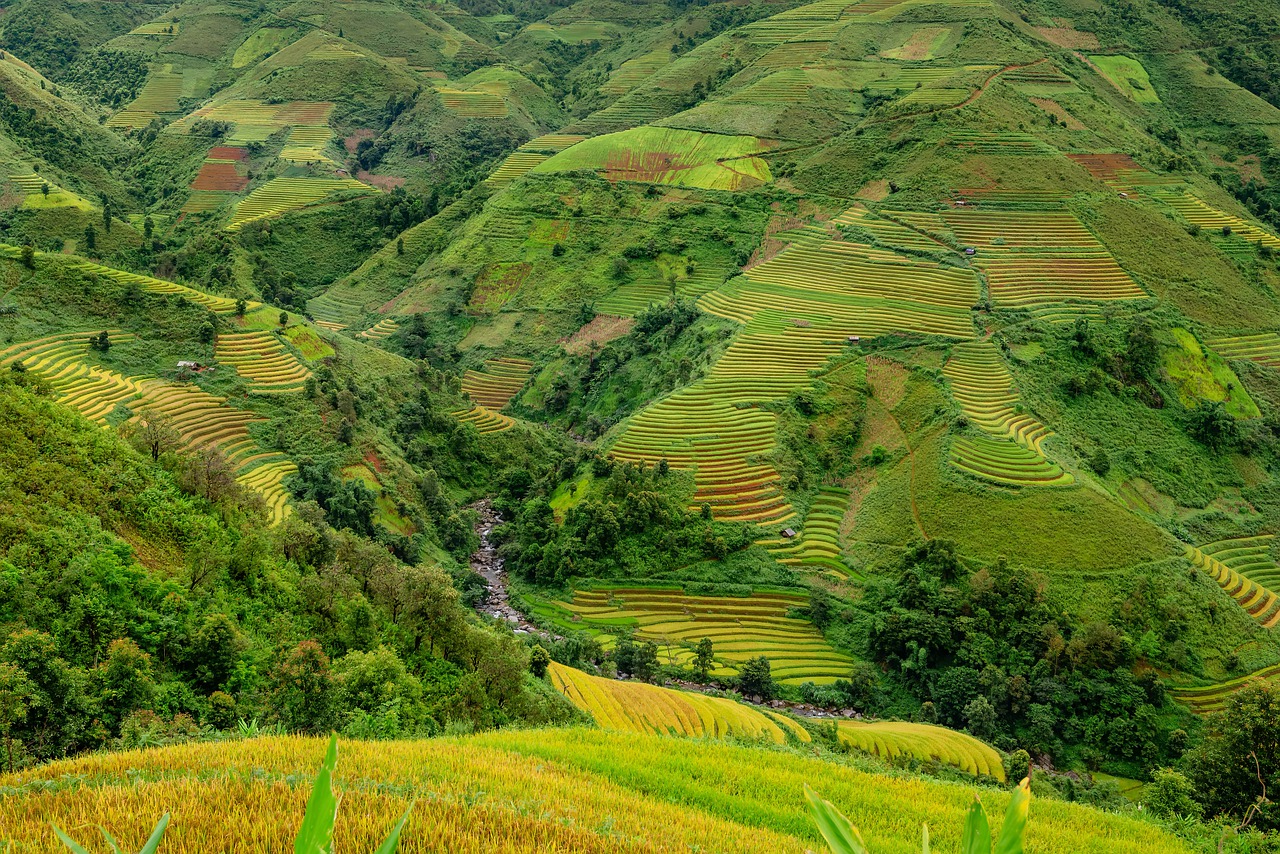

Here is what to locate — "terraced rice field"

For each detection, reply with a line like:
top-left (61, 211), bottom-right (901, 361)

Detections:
top-left (1065, 153), bottom-right (1174, 193)
top-left (762, 486), bottom-right (848, 573)
top-left (601, 52), bottom-right (670, 94)
top-left (535, 587), bottom-right (855, 685)
top-left (951, 435), bottom-right (1073, 487)
top-left (1206, 332), bottom-right (1280, 368)
top-left (535, 127), bottom-right (772, 192)
top-left (484, 151), bottom-right (550, 187)
top-left (0, 332), bottom-right (294, 522)
top-left (68, 259), bottom-right (242, 312)
top-left (170, 99), bottom-right (334, 145)
top-left (938, 209), bottom-right (1146, 310)
top-left (108, 64), bottom-right (183, 128)
top-left (7, 174), bottom-right (91, 210)
top-left (835, 721), bottom-right (1004, 780)
top-left (215, 331), bottom-right (310, 392)
top-left (832, 205), bottom-right (946, 252)
top-left (1001, 63), bottom-right (1076, 92)
top-left (128, 21), bottom-right (178, 35)
top-left (1169, 662), bottom-right (1280, 714)
top-left (358, 317), bottom-right (400, 339)
top-left (548, 662), bottom-right (810, 743)
top-left (1156, 193), bottom-right (1280, 250)
top-left (520, 134), bottom-right (588, 153)
top-left (227, 177), bottom-right (371, 231)
top-left (454, 406), bottom-right (516, 433)
top-left (460, 357), bottom-right (533, 409)
top-left (1186, 536), bottom-right (1280, 627)
top-left (191, 160), bottom-right (248, 193)
top-left (943, 341), bottom-right (1053, 451)
top-left (181, 191), bottom-right (233, 214)
top-left (280, 125), bottom-right (335, 163)
top-left (437, 87), bottom-right (508, 117)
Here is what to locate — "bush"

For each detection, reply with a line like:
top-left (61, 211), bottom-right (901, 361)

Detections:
top-left (1144, 768), bottom-right (1200, 819)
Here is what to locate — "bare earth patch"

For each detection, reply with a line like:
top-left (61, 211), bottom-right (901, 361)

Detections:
top-left (856, 179), bottom-right (891, 201)
top-left (1029, 97), bottom-right (1085, 130)
top-left (344, 129), bottom-right (375, 154)
top-left (562, 314), bottom-right (635, 355)
top-left (357, 170), bottom-right (406, 190)
top-left (1035, 26), bottom-right (1100, 50)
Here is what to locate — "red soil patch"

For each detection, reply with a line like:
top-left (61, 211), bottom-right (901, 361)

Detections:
top-left (363, 449), bottom-right (387, 473)
top-left (602, 150), bottom-right (690, 183)
top-left (1034, 25), bottom-right (1099, 50)
top-left (356, 170), bottom-right (406, 190)
top-left (561, 314), bottom-right (635, 355)
top-left (207, 146), bottom-right (248, 162)
top-left (276, 102), bottom-right (333, 124)
top-left (191, 161), bottom-right (248, 192)
top-left (345, 129), bottom-right (375, 154)
top-left (1029, 97), bottom-right (1085, 130)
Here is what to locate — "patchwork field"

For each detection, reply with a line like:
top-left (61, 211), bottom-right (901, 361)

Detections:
top-left (531, 586), bottom-right (856, 684)
top-left (170, 99), bottom-right (335, 145)
top-left (7, 174), bottom-right (92, 211)
top-left (548, 662), bottom-right (810, 743)
top-left (460, 357), bottom-right (533, 409)
top-left (1207, 332), bottom-right (1280, 368)
top-left (226, 177), bottom-right (371, 231)
top-left (215, 331), bottom-right (310, 393)
top-left (534, 128), bottom-right (773, 191)
top-left (1065, 153), bottom-right (1175, 194)
top-left (108, 64), bottom-right (183, 128)
top-left (69, 259), bottom-right (243, 312)
top-left (835, 720), bottom-right (1005, 780)
top-left (1186, 536), bottom-right (1280, 627)
top-left (950, 434), bottom-right (1073, 487)
top-left (1155, 193), bottom-right (1280, 250)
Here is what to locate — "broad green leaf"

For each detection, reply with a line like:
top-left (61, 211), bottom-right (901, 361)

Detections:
top-left (139, 814), bottom-right (170, 854)
top-left (51, 825), bottom-right (93, 854)
top-left (960, 796), bottom-right (992, 854)
top-left (922, 822), bottom-right (930, 854)
top-left (295, 734), bottom-right (341, 854)
top-left (373, 803), bottom-right (415, 854)
top-left (99, 827), bottom-right (124, 854)
top-left (994, 777), bottom-right (1031, 854)
top-left (804, 784), bottom-right (869, 854)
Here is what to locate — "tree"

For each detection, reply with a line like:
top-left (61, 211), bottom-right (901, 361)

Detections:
top-left (103, 202), bottom-right (112, 233)
top-left (693, 637), bottom-right (714, 681)
top-left (83, 225), bottom-right (96, 251)
top-left (96, 639), bottom-right (155, 732)
top-left (631, 641), bottom-right (659, 683)
top-left (1183, 681), bottom-right (1280, 829)
top-left (963, 696), bottom-right (999, 741)
top-left (529, 645), bottom-right (551, 678)
top-left (188, 614), bottom-right (246, 693)
top-left (199, 320), bottom-right (216, 343)
top-left (396, 237), bottom-right (404, 255)
top-left (279, 311), bottom-right (288, 326)
top-left (1188, 401), bottom-right (1239, 450)
top-left (1144, 768), bottom-right (1200, 819)
top-left (178, 446), bottom-right (238, 505)
top-left (271, 640), bottom-right (337, 733)
top-left (39, 182), bottom-right (49, 197)
top-left (143, 216), bottom-right (154, 239)
top-left (0, 663), bottom-right (34, 772)
top-left (90, 330), bottom-right (111, 352)
top-left (20, 245), bottom-right (34, 269)
top-left (121, 409), bottom-right (179, 461)
top-left (235, 298), bottom-right (247, 316)
top-left (739, 655), bottom-right (774, 700)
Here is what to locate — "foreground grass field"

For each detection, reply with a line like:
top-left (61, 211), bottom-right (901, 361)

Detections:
top-left (0, 730), bottom-right (1188, 853)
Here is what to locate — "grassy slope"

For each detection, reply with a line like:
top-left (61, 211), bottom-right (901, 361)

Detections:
top-left (0, 729), bottom-right (1190, 853)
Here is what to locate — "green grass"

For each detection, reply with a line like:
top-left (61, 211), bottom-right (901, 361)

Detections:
top-left (1162, 328), bottom-right (1258, 418)
top-left (1089, 55), bottom-right (1160, 103)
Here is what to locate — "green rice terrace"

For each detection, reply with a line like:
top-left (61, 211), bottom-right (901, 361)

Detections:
top-left (5, 0), bottom-right (1280, 847)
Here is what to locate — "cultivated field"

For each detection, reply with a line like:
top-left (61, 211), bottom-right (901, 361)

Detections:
top-left (548, 662), bottom-right (810, 742)
top-left (227, 177), bottom-right (371, 231)
top-left (943, 341), bottom-right (1053, 451)
top-left (532, 586), bottom-right (856, 684)
top-left (108, 63), bottom-right (183, 128)
top-left (835, 720), bottom-right (1005, 780)
top-left (762, 486), bottom-right (849, 573)
top-left (1186, 536), bottom-right (1280, 627)
top-left (1206, 332), bottom-right (1280, 367)
top-left (215, 330), bottom-right (311, 392)
top-left (460, 357), bottom-right (533, 409)
top-left (950, 435), bottom-right (1073, 487)
top-left (0, 730), bottom-right (1192, 853)
top-left (1169, 661), bottom-right (1280, 714)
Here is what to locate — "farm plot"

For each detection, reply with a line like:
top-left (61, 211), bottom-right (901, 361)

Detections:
top-left (1187, 537), bottom-right (1280, 627)
top-left (939, 209), bottom-right (1146, 310)
top-left (833, 205), bottom-right (946, 252)
top-left (738, 0), bottom-right (850, 44)
top-left (601, 52), bottom-right (670, 94)
top-left (1001, 63), bottom-right (1077, 93)
top-left (461, 357), bottom-right (533, 409)
top-left (1066, 153), bottom-right (1175, 194)
top-left (943, 341), bottom-right (1053, 451)
top-left (358, 317), bottom-right (399, 340)
top-left (191, 146), bottom-right (250, 193)
top-left (1089, 55), bottom-right (1159, 103)
top-left (1207, 332), bottom-right (1280, 368)
top-left (1169, 662), bottom-right (1280, 714)
top-left (533, 127), bottom-right (773, 192)
top-left (227, 177), bottom-right (371, 231)
top-left (548, 663), bottom-right (809, 743)
top-left (436, 86), bottom-right (508, 118)
top-left (170, 100), bottom-right (334, 145)
top-left (107, 64), bottom-right (183, 128)
top-left (215, 331), bottom-right (310, 393)
top-left (280, 125), bottom-right (335, 164)
top-left (836, 721), bottom-right (1004, 780)
top-left (1155, 193), bottom-right (1280, 251)
top-left (762, 486), bottom-right (849, 573)
top-left (536, 587), bottom-right (855, 684)
top-left (68, 259), bottom-right (242, 312)
top-left (881, 26), bottom-right (954, 61)
top-left (7, 174), bottom-right (91, 210)
top-left (951, 435), bottom-right (1073, 487)
top-left (453, 405), bottom-right (516, 433)
top-left (0, 332), bottom-right (147, 424)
